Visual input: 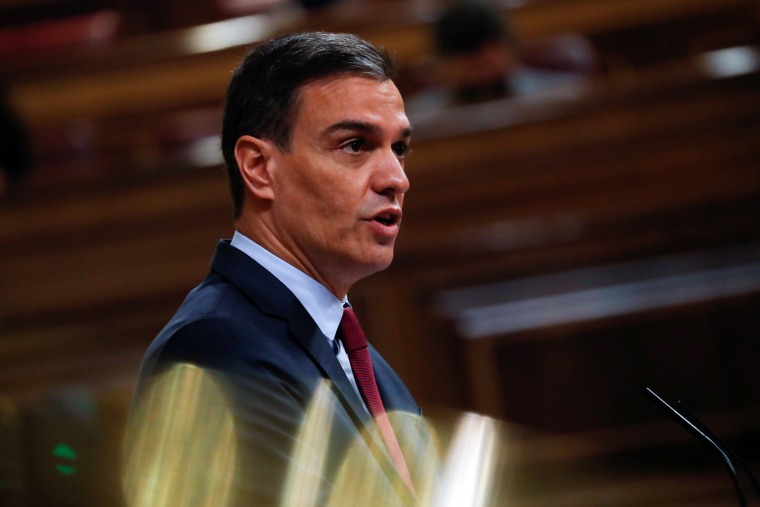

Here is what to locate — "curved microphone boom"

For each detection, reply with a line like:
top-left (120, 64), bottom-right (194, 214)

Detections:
top-left (644, 387), bottom-right (759, 507)
top-left (672, 396), bottom-right (760, 501)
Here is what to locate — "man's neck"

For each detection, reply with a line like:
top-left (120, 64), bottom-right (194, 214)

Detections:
top-left (234, 218), bottom-right (351, 298)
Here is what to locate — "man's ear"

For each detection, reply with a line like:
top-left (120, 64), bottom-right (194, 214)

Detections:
top-left (234, 135), bottom-right (276, 201)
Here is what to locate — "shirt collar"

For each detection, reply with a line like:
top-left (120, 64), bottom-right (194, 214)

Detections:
top-left (230, 231), bottom-right (345, 341)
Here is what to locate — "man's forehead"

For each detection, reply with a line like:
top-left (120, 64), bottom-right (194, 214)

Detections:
top-left (295, 75), bottom-right (410, 135)
top-left (301, 73), bottom-right (390, 91)
top-left (297, 75), bottom-right (397, 104)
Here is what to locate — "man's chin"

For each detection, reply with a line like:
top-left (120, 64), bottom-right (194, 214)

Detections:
top-left (352, 249), bottom-right (395, 279)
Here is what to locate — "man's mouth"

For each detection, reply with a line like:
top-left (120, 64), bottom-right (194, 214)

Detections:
top-left (372, 210), bottom-right (401, 227)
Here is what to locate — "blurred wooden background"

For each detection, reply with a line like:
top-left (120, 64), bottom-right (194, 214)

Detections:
top-left (1, 0), bottom-right (759, 505)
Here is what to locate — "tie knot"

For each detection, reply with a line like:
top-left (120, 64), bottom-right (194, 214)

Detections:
top-left (339, 306), bottom-right (367, 353)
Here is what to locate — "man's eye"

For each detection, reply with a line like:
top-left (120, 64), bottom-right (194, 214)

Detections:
top-left (392, 142), bottom-right (410, 158)
top-left (341, 139), bottom-right (364, 154)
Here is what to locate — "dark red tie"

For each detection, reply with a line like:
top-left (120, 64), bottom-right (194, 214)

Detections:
top-left (338, 306), bottom-right (416, 495)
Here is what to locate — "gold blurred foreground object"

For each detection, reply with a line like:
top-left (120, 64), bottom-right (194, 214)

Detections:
top-left (280, 379), bottom-right (338, 507)
top-left (123, 363), bottom-right (511, 507)
top-left (122, 364), bottom-right (237, 507)
top-left (432, 413), bottom-right (502, 507)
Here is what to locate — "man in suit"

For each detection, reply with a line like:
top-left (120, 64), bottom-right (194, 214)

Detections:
top-left (122, 32), bottom-right (436, 507)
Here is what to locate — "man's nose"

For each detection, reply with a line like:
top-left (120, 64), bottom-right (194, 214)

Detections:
top-left (374, 149), bottom-right (410, 197)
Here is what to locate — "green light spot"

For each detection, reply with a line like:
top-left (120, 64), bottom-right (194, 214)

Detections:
top-left (52, 443), bottom-right (77, 461)
top-left (55, 464), bottom-right (77, 476)
top-left (52, 443), bottom-right (78, 475)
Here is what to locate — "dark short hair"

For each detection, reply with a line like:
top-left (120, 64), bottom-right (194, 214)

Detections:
top-left (433, 1), bottom-right (514, 56)
top-left (221, 31), bottom-right (394, 218)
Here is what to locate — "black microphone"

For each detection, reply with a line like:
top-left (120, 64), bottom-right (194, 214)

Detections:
top-left (645, 387), bottom-right (760, 507)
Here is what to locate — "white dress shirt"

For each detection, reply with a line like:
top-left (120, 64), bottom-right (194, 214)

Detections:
top-left (230, 231), bottom-right (365, 409)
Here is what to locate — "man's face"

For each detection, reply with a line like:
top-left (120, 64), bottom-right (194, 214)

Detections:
top-left (266, 76), bottom-right (411, 296)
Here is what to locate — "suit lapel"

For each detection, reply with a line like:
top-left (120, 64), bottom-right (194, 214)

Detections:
top-left (209, 241), bottom-right (376, 433)
top-left (285, 307), bottom-right (373, 427)
top-left (287, 302), bottom-right (418, 504)
top-left (210, 241), bottom-right (415, 501)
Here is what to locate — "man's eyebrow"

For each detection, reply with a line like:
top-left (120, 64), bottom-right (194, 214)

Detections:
top-left (324, 120), bottom-right (413, 138)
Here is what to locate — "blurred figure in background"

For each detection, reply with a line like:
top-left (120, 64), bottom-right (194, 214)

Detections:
top-left (406, 0), bottom-right (597, 112)
top-left (0, 85), bottom-right (31, 196)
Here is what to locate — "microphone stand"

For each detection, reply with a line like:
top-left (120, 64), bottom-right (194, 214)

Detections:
top-left (672, 396), bottom-right (760, 500)
top-left (645, 387), bottom-right (760, 507)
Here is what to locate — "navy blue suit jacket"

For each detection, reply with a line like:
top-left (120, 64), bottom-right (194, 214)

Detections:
top-left (125, 241), bottom-right (432, 507)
